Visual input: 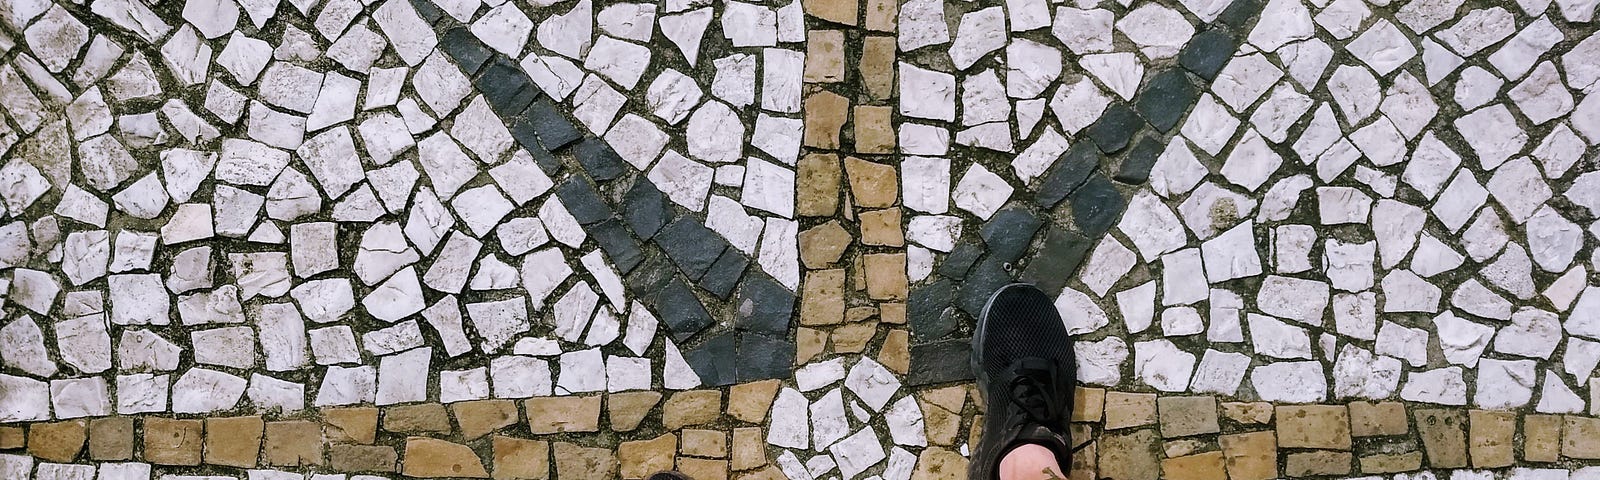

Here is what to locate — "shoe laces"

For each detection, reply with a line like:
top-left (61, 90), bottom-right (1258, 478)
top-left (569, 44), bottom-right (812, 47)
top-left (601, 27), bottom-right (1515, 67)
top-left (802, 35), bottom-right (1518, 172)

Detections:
top-left (1005, 357), bottom-right (1064, 426)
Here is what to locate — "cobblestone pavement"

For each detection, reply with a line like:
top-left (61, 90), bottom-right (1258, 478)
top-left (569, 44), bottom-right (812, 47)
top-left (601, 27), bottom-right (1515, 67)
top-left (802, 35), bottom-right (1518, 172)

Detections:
top-left (0, 0), bottom-right (1599, 477)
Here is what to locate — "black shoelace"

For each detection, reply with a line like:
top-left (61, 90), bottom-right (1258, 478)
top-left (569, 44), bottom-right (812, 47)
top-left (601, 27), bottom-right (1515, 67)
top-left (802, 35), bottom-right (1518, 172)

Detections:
top-left (1006, 357), bottom-right (1063, 425)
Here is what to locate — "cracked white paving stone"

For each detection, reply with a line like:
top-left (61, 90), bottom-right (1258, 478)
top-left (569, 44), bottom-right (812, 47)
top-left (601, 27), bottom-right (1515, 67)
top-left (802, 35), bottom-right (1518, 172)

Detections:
top-left (811, 388), bottom-right (849, 451)
top-left (1475, 358), bottom-right (1536, 409)
top-left (572, 75), bottom-right (626, 135)
top-left (1189, 349), bottom-right (1251, 395)
top-left (1161, 307), bottom-right (1204, 336)
top-left (1452, 278), bottom-right (1511, 320)
top-left (845, 358), bottom-right (901, 411)
top-left (951, 163), bottom-right (1012, 221)
top-left (1251, 361), bottom-right (1326, 403)
top-left (1455, 104), bottom-right (1527, 171)
top-left (1081, 53), bottom-right (1143, 101)
top-left (768, 387), bottom-right (810, 449)
top-left (899, 63), bottom-right (955, 122)
top-left (1248, 0), bottom-right (1313, 52)
top-left (1332, 345), bottom-right (1402, 400)
top-left (172, 368), bottom-right (248, 413)
top-left (1321, 238), bottom-right (1374, 292)
top-left (584, 306), bottom-right (621, 347)
top-left (1179, 94), bottom-right (1239, 156)
top-left (1525, 205), bottom-right (1583, 273)
top-left (1256, 276), bottom-right (1329, 326)
top-left (489, 355), bottom-right (553, 398)
top-left (1248, 313), bottom-right (1312, 360)
top-left (1435, 312), bottom-right (1494, 367)
top-left (1075, 337), bottom-right (1128, 386)
top-left (605, 356), bottom-right (650, 392)
top-left (1116, 4), bottom-right (1193, 60)
top-left (906, 215), bottom-right (962, 253)
top-left (1201, 221), bottom-right (1261, 283)
top-left (309, 326), bottom-right (361, 365)
top-left (1133, 339), bottom-right (1195, 392)
top-left (1207, 289), bottom-right (1246, 343)
top-left (831, 427), bottom-right (888, 479)
top-left (1006, 39), bottom-right (1060, 99)
top-left (1435, 7), bottom-right (1516, 56)
top-left (363, 266), bottom-right (426, 322)
top-left (375, 347), bottom-right (431, 405)
top-left (1159, 248), bottom-right (1208, 307)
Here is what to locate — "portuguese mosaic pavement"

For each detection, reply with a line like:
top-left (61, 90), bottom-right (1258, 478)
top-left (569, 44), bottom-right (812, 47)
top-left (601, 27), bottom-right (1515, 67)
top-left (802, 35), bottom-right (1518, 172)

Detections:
top-left (0, 0), bottom-right (1599, 477)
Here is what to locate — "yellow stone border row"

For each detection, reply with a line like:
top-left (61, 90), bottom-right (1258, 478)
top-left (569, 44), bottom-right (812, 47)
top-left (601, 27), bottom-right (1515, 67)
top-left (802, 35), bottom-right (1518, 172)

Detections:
top-left (5, 385), bottom-right (1599, 479)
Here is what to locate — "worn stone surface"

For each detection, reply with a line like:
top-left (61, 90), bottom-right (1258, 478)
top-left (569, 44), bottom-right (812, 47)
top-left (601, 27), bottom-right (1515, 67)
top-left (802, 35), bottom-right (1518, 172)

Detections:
top-left (527, 396), bottom-right (602, 434)
top-left (204, 416), bottom-right (264, 468)
top-left (1277, 405), bottom-right (1351, 450)
top-left (1414, 408), bottom-right (1468, 468)
top-left (405, 437), bottom-right (489, 478)
top-left (1525, 414), bottom-right (1562, 462)
top-left (453, 399), bottom-right (520, 440)
top-left (1158, 396), bottom-right (1219, 437)
top-left (330, 444), bottom-right (398, 473)
top-left (29, 420), bottom-right (87, 463)
top-left (1162, 451), bottom-right (1226, 480)
top-left (664, 390), bottom-right (723, 429)
top-left (728, 379), bottom-right (781, 423)
top-left (618, 433), bottom-right (677, 479)
top-left (324, 407), bottom-right (379, 444)
top-left (384, 403), bottom-right (452, 434)
top-left (492, 435), bottom-right (550, 480)
top-left (608, 391), bottom-right (663, 432)
top-left (143, 418), bottom-right (202, 466)
top-left (1105, 392), bottom-right (1158, 430)
top-left (1468, 409), bottom-right (1514, 468)
top-left (87, 417), bottom-right (133, 461)
top-left (1099, 429), bottom-right (1160, 480)
top-left (1284, 451), bottom-right (1352, 477)
top-left (265, 420), bottom-right (324, 467)
top-left (1219, 431), bottom-right (1276, 480)
top-left (1349, 401), bottom-right (1407, 437)
top-left (1565, 415), bottom-right (1600, 459)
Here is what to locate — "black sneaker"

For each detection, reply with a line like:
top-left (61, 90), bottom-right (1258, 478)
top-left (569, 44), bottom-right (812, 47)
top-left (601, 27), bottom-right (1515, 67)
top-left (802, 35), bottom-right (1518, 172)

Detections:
top-left (969, 283), bottom-right (1078, 480)
top-left (646, 472), bottom-right (692, 480)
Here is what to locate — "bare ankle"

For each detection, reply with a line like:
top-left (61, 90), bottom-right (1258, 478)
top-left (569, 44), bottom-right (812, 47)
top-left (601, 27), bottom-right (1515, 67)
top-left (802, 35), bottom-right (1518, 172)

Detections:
top-left (998, 443), bottom-right (1067, 480)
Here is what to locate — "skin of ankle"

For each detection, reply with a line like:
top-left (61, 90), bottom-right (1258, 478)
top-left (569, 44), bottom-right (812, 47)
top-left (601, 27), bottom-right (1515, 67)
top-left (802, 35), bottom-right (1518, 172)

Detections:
top-left (998, 443), bottom-right (1067, 480)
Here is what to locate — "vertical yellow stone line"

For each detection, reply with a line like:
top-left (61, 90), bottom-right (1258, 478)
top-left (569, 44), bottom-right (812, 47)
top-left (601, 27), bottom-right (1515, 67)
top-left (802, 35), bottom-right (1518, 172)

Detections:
top-left (794, 0), bottom-right (907, 374)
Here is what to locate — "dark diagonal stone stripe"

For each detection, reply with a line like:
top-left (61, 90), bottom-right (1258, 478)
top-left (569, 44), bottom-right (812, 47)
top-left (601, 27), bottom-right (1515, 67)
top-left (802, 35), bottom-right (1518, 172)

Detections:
top-left (411, 0), bottom-right (796, 386)
top-left (907, 3), bottom-right (1269, 385)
